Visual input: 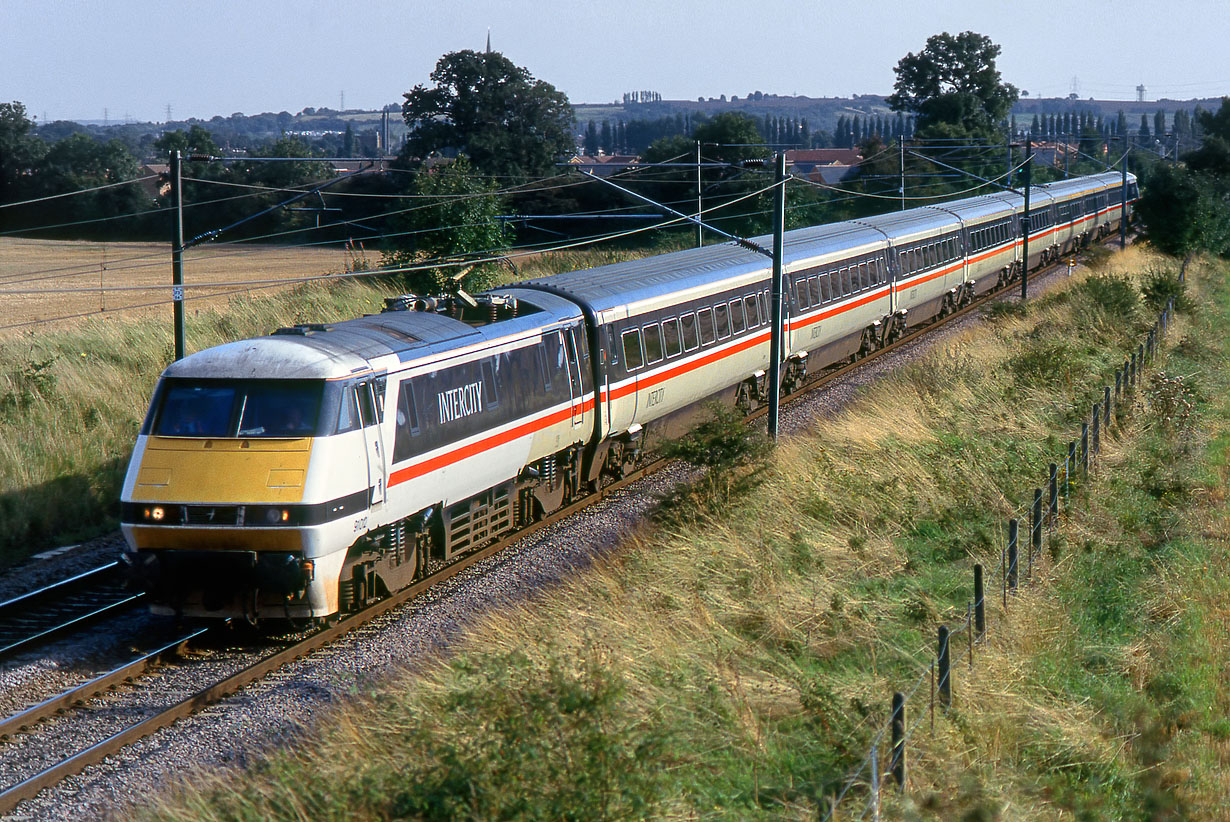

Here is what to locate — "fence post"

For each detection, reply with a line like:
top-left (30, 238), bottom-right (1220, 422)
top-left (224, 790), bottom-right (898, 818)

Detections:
top-left (1104, 386), bottom-right (1112, 429)
top-left (974, 563), bottom-right (986, 640)
top-left (1139, 342), bottom-right (1145, 370)
top-left (937, 626), bottom-right (951, 711)
top-left (1065, 440), bottom-right (1075, 507)
top-left (1115, 369), bottom-right (1122, 405)
top-left (1048, 463), bottom-right (1058, 524)
top-left (1007, 519), bottom-right (1019, 591)
top-left (1091, 402), bottom-right (1100, 459)
top-left (1081, 423), bottom-right (1089, 474)
top-left (1130, 351), bottom-right (1137, 388)
top-left (1031, 488), bottom-right (1043, 575)
top-left (890, 691), bottom-right (906, 791)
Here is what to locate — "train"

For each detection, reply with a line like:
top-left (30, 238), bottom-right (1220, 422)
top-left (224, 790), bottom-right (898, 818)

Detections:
top-left (119, 170), bottom-right (1137, 621)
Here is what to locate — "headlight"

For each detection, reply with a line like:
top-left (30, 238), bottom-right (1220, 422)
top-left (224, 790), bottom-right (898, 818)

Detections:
top-left (149, 506), bottom-right (165, 521)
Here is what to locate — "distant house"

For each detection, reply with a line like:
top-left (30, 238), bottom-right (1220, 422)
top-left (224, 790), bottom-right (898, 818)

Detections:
top-left (566, 153), bottom-right (640, 177)
top-left (1027, 141), bottom-right (1076, 169)
top-left (139, 164), bottom-right (170, 198)
top-left (785, 149), bottom-right (862, 184)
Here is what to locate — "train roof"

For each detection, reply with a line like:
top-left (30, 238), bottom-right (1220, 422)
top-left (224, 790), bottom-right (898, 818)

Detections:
top-left (163, 289), bottom-right (582, 380)
top-left (522, 220), bottom-right (887, 313)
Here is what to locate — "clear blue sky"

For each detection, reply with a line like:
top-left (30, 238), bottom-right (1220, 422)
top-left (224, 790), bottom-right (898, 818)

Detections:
top-left (4, 0), bottom-right (1227, 124)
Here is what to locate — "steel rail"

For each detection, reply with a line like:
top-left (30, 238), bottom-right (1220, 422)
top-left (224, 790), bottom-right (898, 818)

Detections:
top-left (0, 563), bottom-right (145, 659)
top-left (0, 627), bottom-right (212, 740)
top-left (0, 237), bottom-right (1116, 814)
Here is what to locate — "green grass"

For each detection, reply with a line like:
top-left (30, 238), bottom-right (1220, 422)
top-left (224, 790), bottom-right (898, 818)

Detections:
top-left (130, 246), bottom-right (1230, 820)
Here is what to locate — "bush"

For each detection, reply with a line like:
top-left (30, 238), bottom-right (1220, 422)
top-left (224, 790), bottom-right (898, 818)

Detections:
top-left (1141, 266), bottom-right (1193, 313)
top-left (1078, 273), bottom-right (1138, 319)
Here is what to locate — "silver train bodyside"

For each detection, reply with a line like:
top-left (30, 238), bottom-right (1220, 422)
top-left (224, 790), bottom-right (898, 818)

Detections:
top-left (119, 171), bottom-right (1135, 620)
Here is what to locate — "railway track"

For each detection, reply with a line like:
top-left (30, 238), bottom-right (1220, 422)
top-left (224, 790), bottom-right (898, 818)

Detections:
top-left (0, 247), bottom-right (1097, 816)
top-left (0, 563), bottom-right (143, 660)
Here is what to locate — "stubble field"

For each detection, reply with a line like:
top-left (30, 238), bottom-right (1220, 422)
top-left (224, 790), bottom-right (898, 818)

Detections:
top-left (0, 238), bottom-right (357, 335)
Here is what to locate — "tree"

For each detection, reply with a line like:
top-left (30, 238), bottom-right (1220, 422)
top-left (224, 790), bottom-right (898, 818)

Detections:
top-left (0, 102), bottom-right (46, 204)
top-left (400, 50), bottom-right (574, 179)
top-left (380, 157), bottom-right (510, 295)
top-left (1138, 98), bottom-right (1230, 262)
top-left (887, 31), bottom-right (1018, 139)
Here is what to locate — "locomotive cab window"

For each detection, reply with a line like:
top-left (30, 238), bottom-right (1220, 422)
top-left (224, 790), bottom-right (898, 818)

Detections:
top-left (621, 328), bottom-right (644, 371)
top-left (155, 379), bottom-right (324, 438)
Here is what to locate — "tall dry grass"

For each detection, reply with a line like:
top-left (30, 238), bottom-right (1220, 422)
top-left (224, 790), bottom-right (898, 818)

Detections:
top-left (141, 247), bottom-right (1230, 820)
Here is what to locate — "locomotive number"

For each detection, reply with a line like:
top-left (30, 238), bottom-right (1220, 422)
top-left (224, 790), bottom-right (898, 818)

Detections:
top-left (645, 387), bottom-right (665, 408)
top-left (810, 323), bottom-right (823, 339)
top-left (353, 516), bottom-right (368, 533)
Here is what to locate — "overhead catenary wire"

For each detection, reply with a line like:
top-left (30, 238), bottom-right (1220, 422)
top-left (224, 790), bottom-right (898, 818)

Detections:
top-left (0, 175), bottom-right (159, 210)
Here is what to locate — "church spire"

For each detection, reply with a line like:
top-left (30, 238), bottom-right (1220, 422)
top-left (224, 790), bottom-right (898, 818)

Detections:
top-left (485, 28), bottom-right (491, 53)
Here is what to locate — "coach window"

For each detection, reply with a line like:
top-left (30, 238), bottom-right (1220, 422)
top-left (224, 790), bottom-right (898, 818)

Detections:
top-left (480, 359), bottom-right (500, 408)
top-left (744, 295), bottom-right (760, 327)
top-left (662, 318), bottom-right (682, 357)
top-left (807, 277), bottom-right (821, 306)
top-left (680, 312), bottom-right (700, 351)
top-left (758, 290), bottom-right (769, 320)
top-left (643, 323), bottom-right (663, 364)
top-left (795, 279), bottom-right (809, 308)
top-left (714, 302), bottom-right (730, 339)
top-left (729, 300), bottom-right (746, 334)
top-left (621, 328), bottom-right (644, 371)
top-left (840, 267), bottom-right (853, 294)
top-left (819, 273), bottom-right (833, 302)
top-left (393, 382), bottom-right (420, 462)
top-left (697, 307), bottom-right (716, 345)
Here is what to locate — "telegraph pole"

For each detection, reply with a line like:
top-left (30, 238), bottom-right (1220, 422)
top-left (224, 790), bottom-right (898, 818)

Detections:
top-left (1120, 141), bottom-right (1129, 250)
top-left (899, 140), bottom-right (906, 210)
top-left (768, 152), bottom-right (786, 441)
top-left (1020, 137), bottom-right (1032, 302)
top-left (696, 140), bottom-right (703, 247)
top-left (170, 150), bottom-right (186, 361)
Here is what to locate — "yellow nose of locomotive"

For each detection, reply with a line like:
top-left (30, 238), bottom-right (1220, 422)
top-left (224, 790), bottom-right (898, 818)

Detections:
top-left (125, 435), bottom-right (311, 550)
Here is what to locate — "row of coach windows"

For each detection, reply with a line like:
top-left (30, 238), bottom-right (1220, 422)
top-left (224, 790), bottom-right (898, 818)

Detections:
top-left (794, 257), bottom-right (885, 310)
top-left (970, 221), bottom-right (1013, 253)
top-left (899, 236), bottom-right (960, 278)
top-left (622, 291), bottom-right (769, 372)
top-left (1029, 210), bottom-right (1054, 232)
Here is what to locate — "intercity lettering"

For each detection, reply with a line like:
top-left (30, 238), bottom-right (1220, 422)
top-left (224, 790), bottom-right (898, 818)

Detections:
top-left (438, 381), bottom-right (484, 424)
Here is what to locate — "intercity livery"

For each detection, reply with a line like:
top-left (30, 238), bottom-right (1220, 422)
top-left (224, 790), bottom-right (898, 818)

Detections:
top-left (120, 171), bottom-right (1136, 621)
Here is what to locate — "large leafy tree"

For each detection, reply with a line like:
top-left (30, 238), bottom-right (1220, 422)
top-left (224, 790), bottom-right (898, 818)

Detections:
top-left (401, 50), bottom-right (574, 179)
top-left (887, 31), bottom-right (1018, 140)
top-left (0, 102), bottom-right (47, 204)
top-left (1138, 97), bottom-right (1230, 261)
top-left (381, 157), bottom-right (510, 296)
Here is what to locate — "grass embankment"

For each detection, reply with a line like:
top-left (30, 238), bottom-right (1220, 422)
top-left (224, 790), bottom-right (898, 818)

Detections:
top-left (141, 245), bottom-right (1229, 820)
top-left (0, 243), bottom-right (654, 566)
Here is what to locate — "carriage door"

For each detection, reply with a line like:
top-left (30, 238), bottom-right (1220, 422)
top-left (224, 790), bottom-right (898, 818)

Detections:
top-left (563, 328), bottom-right (584, 427)
top-left (356, 378), bottom-right (387, 507)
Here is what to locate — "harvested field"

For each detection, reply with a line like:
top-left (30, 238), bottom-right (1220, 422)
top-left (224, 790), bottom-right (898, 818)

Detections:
top-left (0, 238), bottom-right (358, 336)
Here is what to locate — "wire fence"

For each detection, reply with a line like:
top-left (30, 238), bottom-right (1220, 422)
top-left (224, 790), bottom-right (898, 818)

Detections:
top-left (818, 293), bottom-right (1179, 821)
